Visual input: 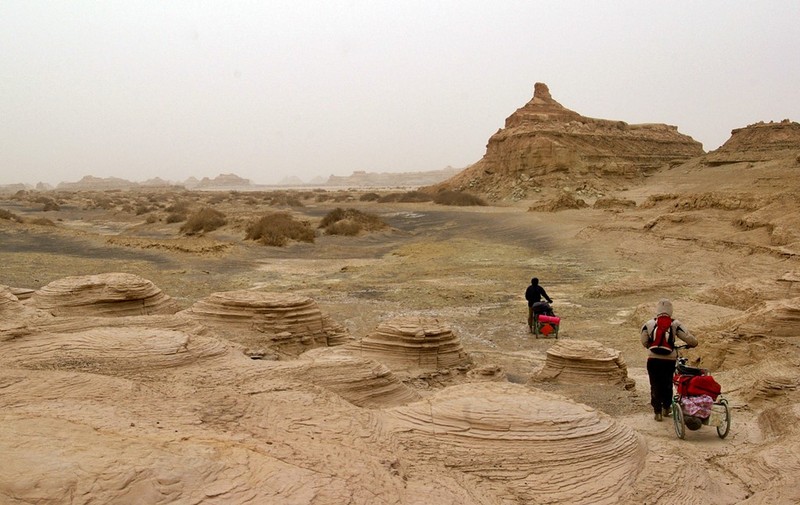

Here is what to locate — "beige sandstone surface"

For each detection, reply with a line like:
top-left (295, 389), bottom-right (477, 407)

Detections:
top-left (2, 89), bottom-right (800, 504)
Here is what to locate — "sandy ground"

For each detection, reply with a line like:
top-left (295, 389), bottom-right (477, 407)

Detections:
top-left (1, 161), bottom-right (799, 504)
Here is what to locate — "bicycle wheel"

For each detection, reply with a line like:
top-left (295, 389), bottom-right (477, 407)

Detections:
top-left (716, 398), bottom-right (731, 439)
top-left (672, 400), bottom-right (685, 439)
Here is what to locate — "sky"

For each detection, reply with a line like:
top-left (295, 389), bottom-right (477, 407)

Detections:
top-left (1, 1), bottom-right (798, 187)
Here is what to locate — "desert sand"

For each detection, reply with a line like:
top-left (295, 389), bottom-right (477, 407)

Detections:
top-left (2, 85), bottom-right (799, 504)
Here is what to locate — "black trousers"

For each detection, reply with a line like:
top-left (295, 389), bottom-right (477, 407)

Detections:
top-left (647, 358), bottom-right (676, 414)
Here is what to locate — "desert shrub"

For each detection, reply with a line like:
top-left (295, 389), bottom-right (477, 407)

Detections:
top-left (206, 193), bottom-right (226, 204)
top-left (433, 190), bottom-right (487, 206)
top-left (90, 196), bottom-right (114, 210)
top-left (245, 212), bottom-right (315, 246)
top-left (166, 212), bottom-right (187, 224)
top-left (0, 209), bottom-right (23, 222)
top-left (398, 191), bottom-right (433, 203)
top-left (269, 192), bottom-right (304, 207)
top-left (166, 200), bottom-right (192, 213)
top-left (315, 193), bottom-right (331, 203)
top-left (377, 192), bottom-right (402, 203)
top-left (145, 215), bottom-right (158, 224)
top-left (333, 192), bottom-right (353, 202)
top-left (42, 200), bottom-right (61, 211)
top-left (135, 204), bottom-right (154, 215)
top-left (180, 207), bottom-right (227, 234)
top-left (29, 217), bottom-right (56, 226)
top-left (359, 192), bottom-right (381, 202)
top-left (319, 207), bottom-right (387, 236)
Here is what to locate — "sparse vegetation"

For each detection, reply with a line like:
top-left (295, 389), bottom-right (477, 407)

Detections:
top-left (433, 190), bottom-right (487, 206)
top-left (165, 212), bottom-right (187, 224)
top-left (29, 217), bottom-right (56, 226)
top-left (0, 209), bottom-right (23, 222)
top-left (245, 212), bottom-right (315, 246)
top-left (180, 207), bottom-right (227, 234)
top-left (359, 192), bottom-right (381, 202)
top-left (378, 190), bottom-right (433, 203)
top-left (319, 208), bottom-right (388, 236)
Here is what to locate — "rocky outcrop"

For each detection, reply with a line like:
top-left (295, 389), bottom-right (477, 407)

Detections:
top-left (385, 382), bottom-right (646, 504)
top-left (27, 273), bottom-right (179, 317)
top-left (182, 290), bottom-right (352, 354)
top-left (431, 82), bottom-right (703, 200)
top-left (537, 339), bottom-right (629, 385)
top-left (326, 167), bottom-right (462, 188)
top-left (705, 120), bottom-right (800, 166)
top-left (350, 316), bottom-right (470, 374)
top-left (289, 349), bottom-right (422, 408)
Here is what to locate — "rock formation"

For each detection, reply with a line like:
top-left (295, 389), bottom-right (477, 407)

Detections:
top-left (289, 348), bottom-right (422, 408)
top-left (704, 119), bottom-right (800, 165)
top-left (537, 339), bottom-right (629, 385)
top-left (385, 382), bottom-right (646, 504)
top-left (182, 290), bottom-right (352, 355)
top-left (27, 273), bottom-right (179, 317)
top-left (431, 82), bottom-right (703, 200)
top-left (349, 316), bottom-right (471, 375)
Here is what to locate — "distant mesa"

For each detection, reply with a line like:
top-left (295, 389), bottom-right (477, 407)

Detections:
top-left (431, 82), bottom-right (704, 200)
top-left (348, 316), bottom-right (471, 375)
top-left (28, 273), bottom-right (179, 317)
top-left (182, 290), bottom-right (353, 355)
top-left (536, 339), bottom-right (630, 386)
top-left (190, 173), bottom-right (254, 190)
top-left (704, 119), bottom-right (800, 166)
top-left (385, 382), bottom-right (646, 504)
top-left (325, 167), bottom-right (462, 188)
top-left (56, 175), bottom-right (140, 191)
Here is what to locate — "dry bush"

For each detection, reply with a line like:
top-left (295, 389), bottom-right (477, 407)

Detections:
top-left (145, 215), bottom-right (158, 224)
top-left (315, 193), bottom-right (332, 203)
top-left (269, 192), bottom-right (304, 207)
top-left (135, 204), bottom-right (154, 215)
top-left (180, 207), bottom-right (227, 234)
top-left (206, 193), bottom-right (227, 204)
top-left (245, 212), bottom-right (315, 246)
top-left (359, 192), bottom-right (381, 202)
top-left (319, 208), bottom-right (387, 236)
top-left (166, 200), bottom-right (192, 213)
top-left (166, 212), bottom-right (187, 224)
top-left (433, 190), bottom-right (487, 206)
top-left (29, 217), bottom-right (56, 226)
top-left (377, 192), bottom-right (401, 203)
top-left (0, 209), bottom-right (23, 222)
top-left (398, 191), bottom-right (433, 203)
top-left (333, 192), bottom-right (353, 202)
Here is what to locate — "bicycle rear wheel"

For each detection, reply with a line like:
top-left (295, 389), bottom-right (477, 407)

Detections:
top-left (672, 399), bottom-right (685, 439)
top-left (716, 398), bottom-right (731, 439)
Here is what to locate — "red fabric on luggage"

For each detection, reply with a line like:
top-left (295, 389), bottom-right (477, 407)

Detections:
top-left (537, 315), bottom-right (560, 324)
top-left (676, 374), bottom-right (721, 400)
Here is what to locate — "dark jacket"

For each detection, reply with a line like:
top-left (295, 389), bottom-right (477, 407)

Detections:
top-left (525, 283), bottom-right (552, 306)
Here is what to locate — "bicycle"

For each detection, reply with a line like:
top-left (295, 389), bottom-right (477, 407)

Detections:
top-left (671, 345), bottom-right (731, 440)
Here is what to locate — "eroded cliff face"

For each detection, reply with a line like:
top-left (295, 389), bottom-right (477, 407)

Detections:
top-left (704, 119), bottom-right (800, 165)
top-left (435, 82), bottom-right (703, 200)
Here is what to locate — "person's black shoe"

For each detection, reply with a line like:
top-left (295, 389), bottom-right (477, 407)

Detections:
top-left (654, 412), bottom-right (663, 422)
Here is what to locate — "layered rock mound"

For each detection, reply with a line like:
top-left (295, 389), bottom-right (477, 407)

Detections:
top-left (705, 119), bottom-right (800, 165)
top-left (26, 273), bottom-right (178, 317)
top-left (1, 327), bottom-right (229, 375)
top-left (432, 82), bottom-right (703, 200)
top-left (730, 297), bottom-right (800, 339)
top-left (288, 349), bottom-right (422, 408)
top-left (350, 316), bottom-right (470, 374)
top-left (183, 290), bottom-right (352, 354)
top-left (537, 339), bottom-right (629, 385)
top-left (385, 382), bottom-right (646, 504)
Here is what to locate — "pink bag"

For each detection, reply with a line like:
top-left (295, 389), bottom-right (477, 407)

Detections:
top-left (681, 395), bottom-right (714, 418)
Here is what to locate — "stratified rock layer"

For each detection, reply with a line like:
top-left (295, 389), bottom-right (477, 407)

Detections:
top-left (537, 339), bottom-right (629, 384)
top-left (351, 316), bottom-right (470, 374)
top-left (289, 349), bottom-right (422, 408)
top-left (183, 290), bottom-right (352, 354)
top-left (705, 120), bottom-right (800, 165)
top-left (433, 82), bottom-right (703, 199)
top-left (27, 273), bottom-right (179, 317)
top-left (732, 297), bottom-right (800, 339)
top-left (385, 382), bottom-right (645, 504)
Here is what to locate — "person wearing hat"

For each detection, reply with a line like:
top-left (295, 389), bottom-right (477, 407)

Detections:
top-left (640, 298), bottom-right (698, 421)
top-left (525, 277), bottom-right (553, 332)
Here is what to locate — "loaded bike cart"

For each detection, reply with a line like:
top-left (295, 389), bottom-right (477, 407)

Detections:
top-left (530, 301), bottom-right (560, 338)
top-left (671, 346), bottom-right (731, 439)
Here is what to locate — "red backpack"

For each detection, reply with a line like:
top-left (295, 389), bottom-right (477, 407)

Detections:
top-left (648, 315), bottom-right (675, 355)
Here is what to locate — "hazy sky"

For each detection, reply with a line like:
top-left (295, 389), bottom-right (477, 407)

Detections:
top-left (1, 1), bottom-right (798, 186)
